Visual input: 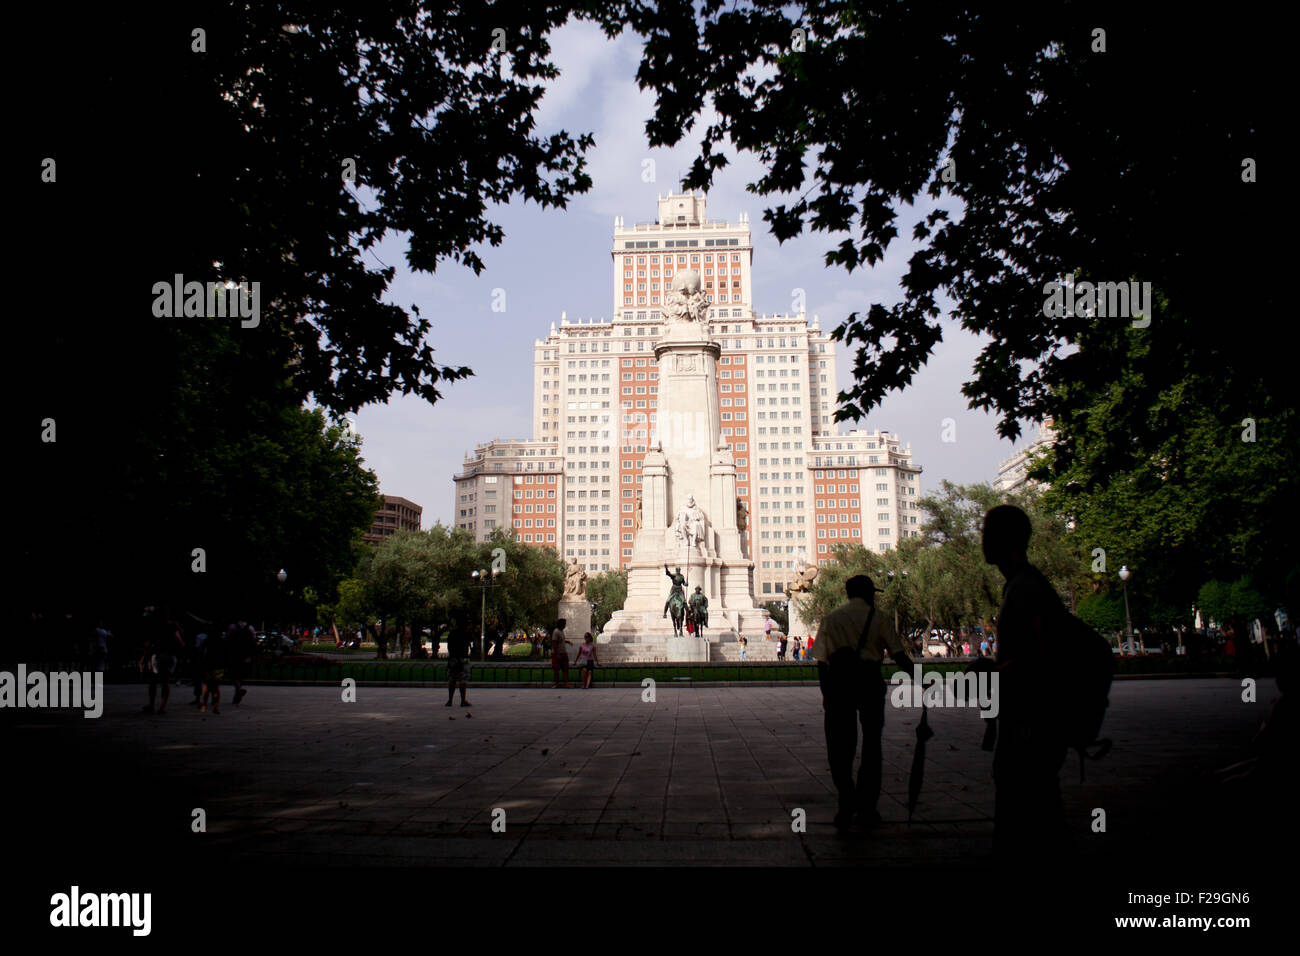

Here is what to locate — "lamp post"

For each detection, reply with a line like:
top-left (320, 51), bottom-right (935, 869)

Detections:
top-left (277, 568), bottom-right (288, 646)
top-left (1119, 565), bottom-right (1134, 653)
top-left (471, 568), bottom-right (499, 660)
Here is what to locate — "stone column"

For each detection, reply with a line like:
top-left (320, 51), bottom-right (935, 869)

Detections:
top-left (642, 445), bottom-right (669, 530)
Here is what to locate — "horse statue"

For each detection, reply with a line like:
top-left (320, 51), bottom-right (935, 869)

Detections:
top-left (688, 587), bottom-right (709, 640)
top-left (684, 607), bottom-right (707, 640)
top-left (663, 564), bottom-right (688, 637)
top-left (666, 590), bottom-right (687, 637)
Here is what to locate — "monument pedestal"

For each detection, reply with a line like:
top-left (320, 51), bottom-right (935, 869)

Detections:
top-left (665, 636), bottom-right (710, 661)
top-left (557, 596), bottom-right (592, 641)
top-left (787, 593), bottom-right (816, 642)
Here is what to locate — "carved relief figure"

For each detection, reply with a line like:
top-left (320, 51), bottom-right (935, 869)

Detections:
top-left (662, 269), bottom-right (711, 326)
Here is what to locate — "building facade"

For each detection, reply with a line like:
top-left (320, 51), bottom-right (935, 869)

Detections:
top-left (364, 494), bottom-right (423, 544)
top-left (992, 420), bottom-right (1057, 494)
top-left (456, 191), bottom-right (923, 593)
top-left (453, 439), bottom-right (563, 544)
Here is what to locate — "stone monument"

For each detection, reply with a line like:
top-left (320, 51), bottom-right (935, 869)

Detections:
top-left (557, 557), bottom-right (592, 640)
top-left (600, 269), bottom-right (769, 660)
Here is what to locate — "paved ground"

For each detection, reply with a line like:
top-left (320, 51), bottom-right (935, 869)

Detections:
top-left (3, 677), bottom-right (1278, 870)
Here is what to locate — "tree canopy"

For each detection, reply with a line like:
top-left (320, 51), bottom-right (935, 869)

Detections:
top-left (613, 1), bottom-right (1283, 442)
top-left (20, 4), bottom-right (596, 619)
top-left (332, 526), bottom-right (565, 656)
top-left (587, 569), bottom-right (628, 634)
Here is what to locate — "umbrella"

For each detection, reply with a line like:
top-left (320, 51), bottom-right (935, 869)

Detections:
top-left (907, 703), bottom-right (935, 824)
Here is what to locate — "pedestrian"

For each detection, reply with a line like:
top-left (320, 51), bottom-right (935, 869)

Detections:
top-left (89, 620), bottom-right (110, 673)
top-left (778, 634), bottom-right (788, 661)
top-left (765, 616), bottom-right (773, 641)
top-left (793, 637), bottom-right (803, 661)
top-left (140, 610), bottom-right (183, 715)
top-left (739, 635), bottom-right (748, 661)
top-left (226, 619), bottom-right (256, 706)
top-left (189, 627), bottom-right (208, 705)
top-left (550, 619), bottom-right (571, 688)
top-left (445, 624), bottom-right (472, 707)
top-left (807, 634), bottom-right (815, 657)
top-left (576, 633), bottom-right (599, 688)
top-left (982, 504), bottom-right (1073, 861)
top-left (813, 575), bottom-right (913, 830)
top-left (979, 637), bottom-right (990, 657)
top-left (197, 622), bottom-right (226, 713)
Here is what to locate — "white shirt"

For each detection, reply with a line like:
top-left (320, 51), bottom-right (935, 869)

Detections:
top-left (812, 597), bottom-right (907, 664)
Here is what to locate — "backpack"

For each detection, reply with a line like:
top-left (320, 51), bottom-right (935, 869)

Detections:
top-left (819, 606), bottom-right (876, 698)
top-left (1055, 611), bottom-right (1115, 781)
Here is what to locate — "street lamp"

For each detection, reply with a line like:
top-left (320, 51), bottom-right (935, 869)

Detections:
top-left (276, 569), bottom-right (288, 643)
top-left (471, 568), bottom-right (499, 660)
top-left (1118, 565), bottom-right (1135, 653)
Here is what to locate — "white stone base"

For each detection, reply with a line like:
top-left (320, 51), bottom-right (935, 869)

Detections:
top-left (557, 597), bottom-right (592, 642)
top-left (665, 637), bottom-right (710, 661)
top-left (787, 593), bottom-right (817, 643)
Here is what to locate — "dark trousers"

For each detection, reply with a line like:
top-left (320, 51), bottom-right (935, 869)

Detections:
top-left (821, 673), bottom-right (886, 817)
top-left (993, 718), bottom-right (1070, 861)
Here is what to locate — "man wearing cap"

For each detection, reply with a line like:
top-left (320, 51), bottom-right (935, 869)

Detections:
top-left (813, 574), bottom-right (914, 830)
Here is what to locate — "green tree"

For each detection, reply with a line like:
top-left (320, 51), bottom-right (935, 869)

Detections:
top-left (760, 601), bottom-right (788, 634)
top-left (1043, 340), bottom-right (1298, 619)
top-left (360, 526), bottom-right (564, 658)
top-left (479, 529), bottom-right (565, 639)
top-left (320, 577), bottom-right (369, 640)
top-left (587, 569), bottom-right (628, 634)
top-left (22, 3), bottom-right (599, 622)
top-left (1076, 592), bottom-right (1126, 637)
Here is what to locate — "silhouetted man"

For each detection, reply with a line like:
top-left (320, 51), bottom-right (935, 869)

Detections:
top-left (982, 504), bottom-right (1071, 861)
top-left (813, 574), bottom-right (913, 830)
top-left (446, 624), bottom-right (472, 707)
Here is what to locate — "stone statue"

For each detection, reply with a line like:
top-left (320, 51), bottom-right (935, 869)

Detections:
top-left (673, 493), bottom-right (707, 549)
top-left (562, 557), bottom-right (588, 597)
top-left (634, 492), bottom-right (643, 532)
top-left (736, 498), bottom-right (748, 532)
top-left (688, 586), bottom-right (709, 631)
top-left (663, 565), bottom-right (687, 621)
top-left (789, 563), bottom-right (819, 593)
top-left (662, 269), bottom-right (710, 326)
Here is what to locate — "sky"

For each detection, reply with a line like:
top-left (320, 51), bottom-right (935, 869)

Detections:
top-left (351, 19), bottom-right (1044, 529)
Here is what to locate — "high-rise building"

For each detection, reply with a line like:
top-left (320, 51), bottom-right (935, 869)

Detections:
top-left (806, 427), bottom-right (922, 570)
top-left (458, 191), bottom-right (922, 584)
top-left (364, 494), bottom-right (423, 544)
top-left (453, 439), bottom-right (562, 544)
top-left (993, 420), bottom-right (1057, 494)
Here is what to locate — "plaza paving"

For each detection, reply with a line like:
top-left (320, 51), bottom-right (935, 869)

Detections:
top-left (4, 678), bottom-right (1274, 868)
